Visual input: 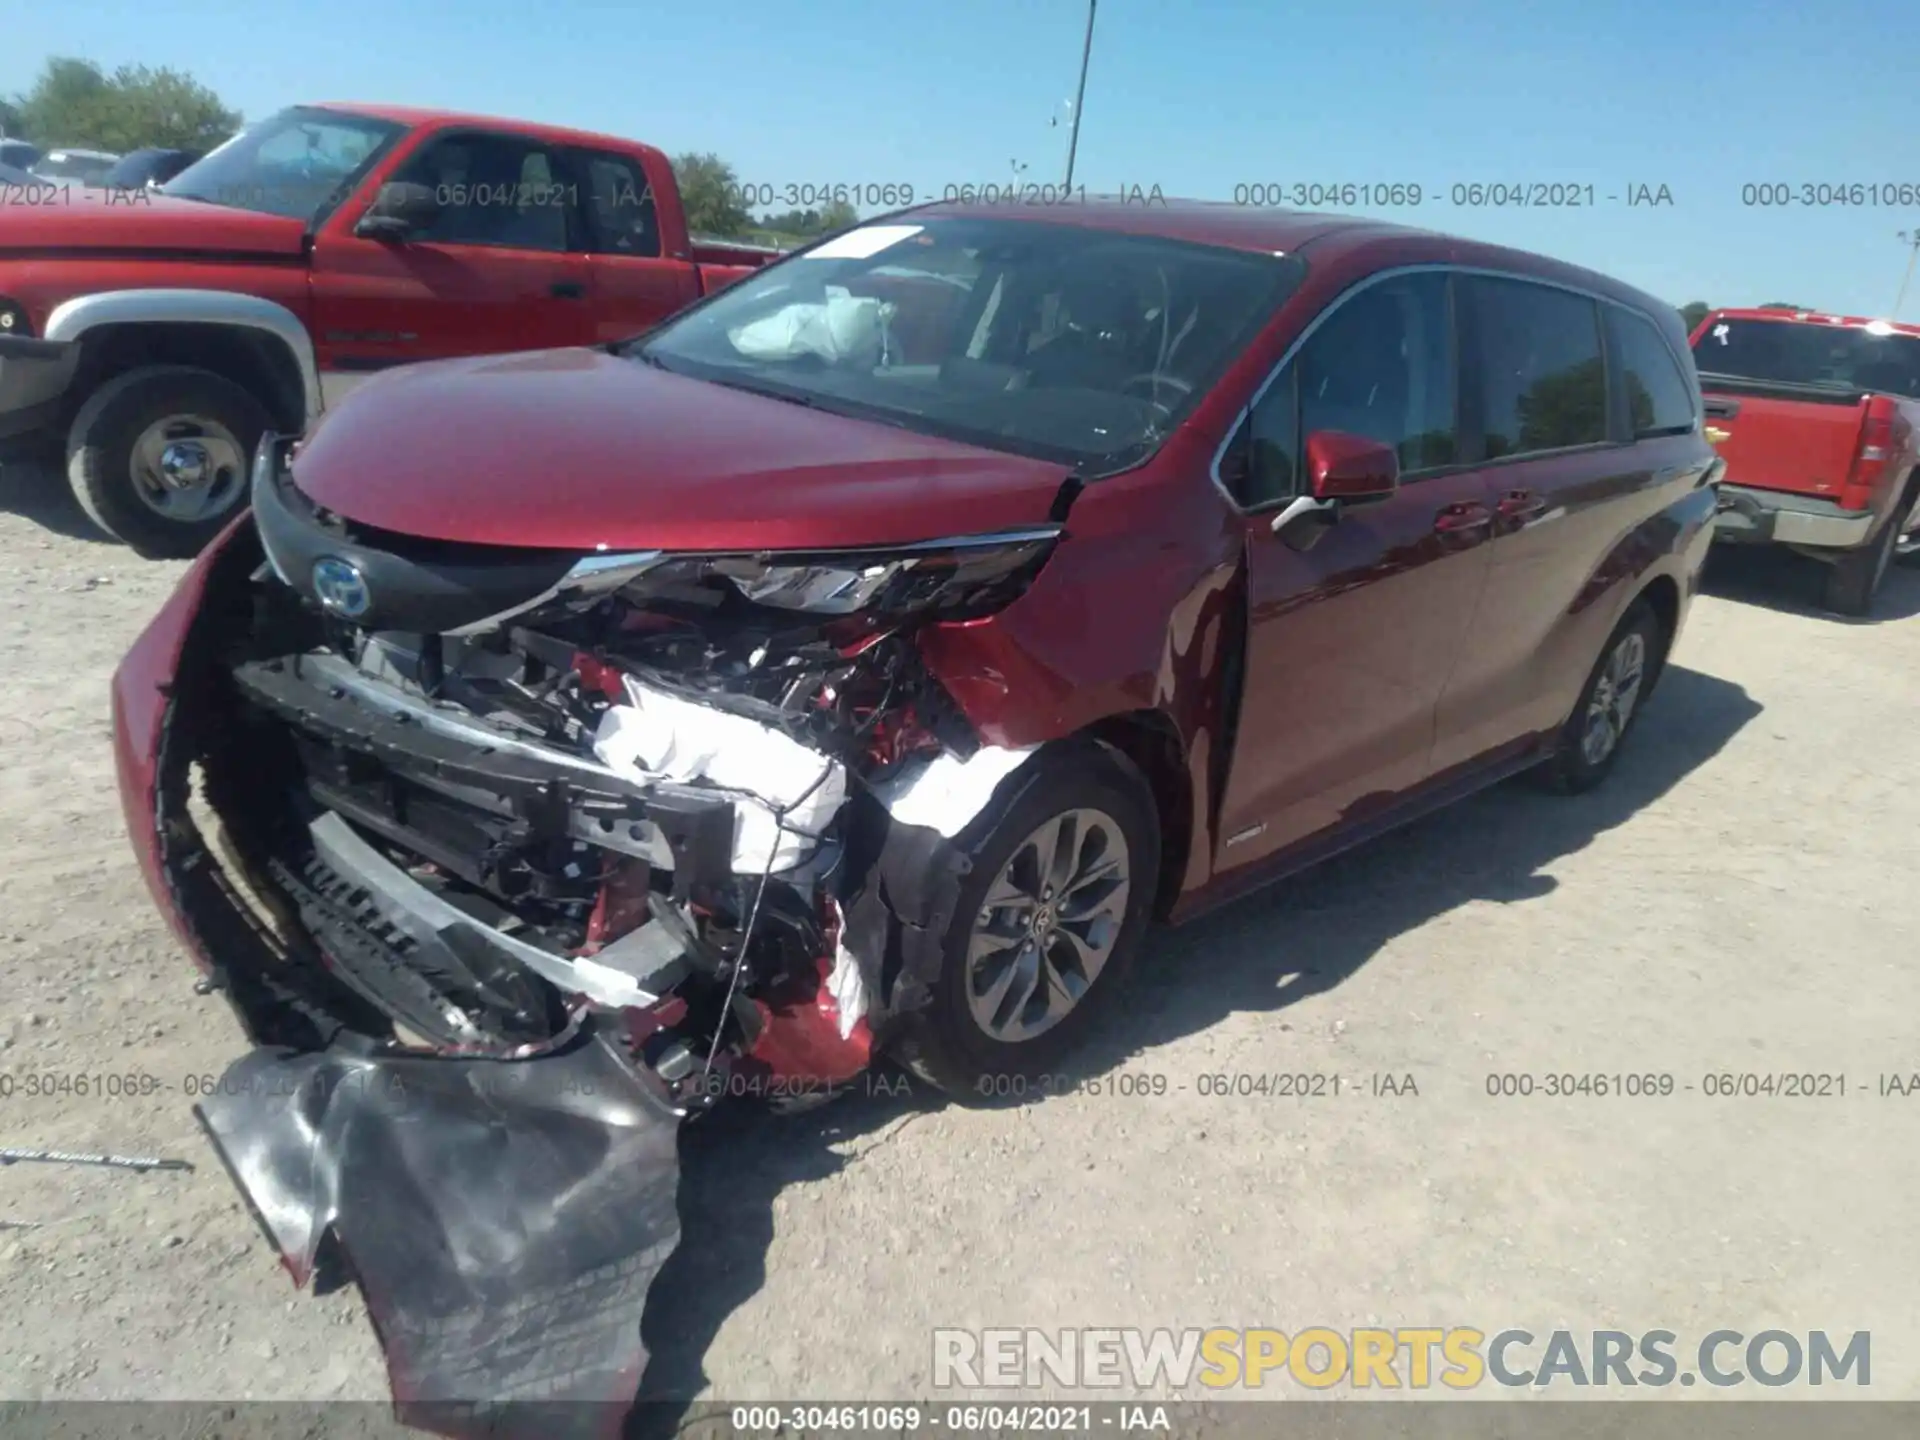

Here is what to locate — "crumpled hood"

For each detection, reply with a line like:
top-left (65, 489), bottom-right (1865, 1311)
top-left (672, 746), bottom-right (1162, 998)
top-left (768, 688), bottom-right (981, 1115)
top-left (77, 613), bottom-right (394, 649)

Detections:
top-left (0, 190), bottom-right (308, 256)
top-left (292, 347), bottom-right (1073, 552)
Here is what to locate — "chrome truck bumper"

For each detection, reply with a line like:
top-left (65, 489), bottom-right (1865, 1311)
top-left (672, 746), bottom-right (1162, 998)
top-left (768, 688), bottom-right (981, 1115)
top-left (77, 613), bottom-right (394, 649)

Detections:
top-left (1714, 482), bottom-right (1876, 550)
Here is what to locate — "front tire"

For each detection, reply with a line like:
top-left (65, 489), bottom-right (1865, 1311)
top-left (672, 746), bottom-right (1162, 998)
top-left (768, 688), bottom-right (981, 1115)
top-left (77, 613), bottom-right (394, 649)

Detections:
top-left (892, 742), bottom-right (1160, 1100)
top-left (1536, 600), bottom-right (1663, 795)
top-left (66, 365), bottom-right (268, 559)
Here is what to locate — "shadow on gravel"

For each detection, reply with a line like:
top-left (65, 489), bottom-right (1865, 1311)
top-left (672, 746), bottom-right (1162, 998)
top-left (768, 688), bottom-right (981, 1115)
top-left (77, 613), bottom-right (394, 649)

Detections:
top-left (632, 1074), bottom-right (941, 1431)
top-left (630, 662), bottom-right (1761, 1430)
top-left (1701, 543), bottom-right (1920, 623)
top-left (0, 457), bottom-right (113, 544)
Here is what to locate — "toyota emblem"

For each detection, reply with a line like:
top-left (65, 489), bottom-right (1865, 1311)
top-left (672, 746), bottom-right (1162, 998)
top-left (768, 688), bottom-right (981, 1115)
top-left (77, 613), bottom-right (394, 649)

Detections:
top-left (311, 557), bottom-right (371, 619)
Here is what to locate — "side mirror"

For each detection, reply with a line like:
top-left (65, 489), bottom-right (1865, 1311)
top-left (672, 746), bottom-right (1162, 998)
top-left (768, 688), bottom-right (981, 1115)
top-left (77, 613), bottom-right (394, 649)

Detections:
top-left (353, 181), bottom-right (439, 241)
top-left (1305, 430), bottom-right (1399, 503)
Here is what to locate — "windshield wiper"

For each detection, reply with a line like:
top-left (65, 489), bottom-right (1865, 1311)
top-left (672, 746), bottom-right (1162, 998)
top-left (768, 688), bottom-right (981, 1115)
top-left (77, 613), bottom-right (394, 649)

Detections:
top-left (698, 373), bottom-right (834, 410)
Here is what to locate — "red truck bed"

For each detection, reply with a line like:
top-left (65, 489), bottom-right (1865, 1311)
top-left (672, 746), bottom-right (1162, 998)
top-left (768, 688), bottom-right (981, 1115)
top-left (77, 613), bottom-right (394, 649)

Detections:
top-left (1689, 308), bottom-right (1920, 613)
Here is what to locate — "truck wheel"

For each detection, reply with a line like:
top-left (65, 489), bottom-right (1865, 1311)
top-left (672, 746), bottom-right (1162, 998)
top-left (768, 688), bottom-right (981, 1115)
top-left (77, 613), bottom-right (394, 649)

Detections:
top-left (1893, 475), bottom-right (1920, 568)
top-left (1821, 509), bottom-right (1901, 616)
top-left (66, 365), bottom-right (268, 559)
top-left (1535, 600), bottom-right (1663, 795)
top-left (893, 742), bottom-right (1159, 1100)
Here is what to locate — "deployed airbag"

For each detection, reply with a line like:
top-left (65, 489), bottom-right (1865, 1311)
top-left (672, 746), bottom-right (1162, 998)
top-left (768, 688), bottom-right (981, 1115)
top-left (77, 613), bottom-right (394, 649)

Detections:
top-left (727, 284), bottom-right (896, 364)
top-left (592, 673), bottom-right (848, 873)
top-left (195, 1027), bottom-right (683, 1438)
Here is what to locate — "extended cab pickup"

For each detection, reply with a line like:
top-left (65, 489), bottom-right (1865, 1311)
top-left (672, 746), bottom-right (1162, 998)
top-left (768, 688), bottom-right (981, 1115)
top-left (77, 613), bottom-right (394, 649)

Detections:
top-left (0, 103), bottom-right (778, 557)
top-left (1690, 307), bottom-right (1920, 615)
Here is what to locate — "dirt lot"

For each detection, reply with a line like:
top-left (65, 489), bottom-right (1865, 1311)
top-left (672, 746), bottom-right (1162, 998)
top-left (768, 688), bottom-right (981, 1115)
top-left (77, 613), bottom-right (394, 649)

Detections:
top-left (2, 454), bottom-right (1918, 1413)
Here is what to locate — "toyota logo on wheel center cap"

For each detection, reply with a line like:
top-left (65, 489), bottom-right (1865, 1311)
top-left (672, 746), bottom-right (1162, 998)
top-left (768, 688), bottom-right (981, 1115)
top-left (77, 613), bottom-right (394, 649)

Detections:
top-left (311, 557), bottom-right (371, 619)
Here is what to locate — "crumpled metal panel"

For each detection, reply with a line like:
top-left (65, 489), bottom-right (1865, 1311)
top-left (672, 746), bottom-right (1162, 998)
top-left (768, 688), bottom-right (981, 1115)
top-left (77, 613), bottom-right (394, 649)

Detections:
top-left (195, 1026), bottom-right (683, 1439)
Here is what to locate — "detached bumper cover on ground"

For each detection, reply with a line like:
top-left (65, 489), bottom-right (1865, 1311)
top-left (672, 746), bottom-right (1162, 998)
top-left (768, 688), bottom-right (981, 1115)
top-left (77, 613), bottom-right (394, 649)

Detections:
top-left (196, 1025), bottom-right (682, 1437)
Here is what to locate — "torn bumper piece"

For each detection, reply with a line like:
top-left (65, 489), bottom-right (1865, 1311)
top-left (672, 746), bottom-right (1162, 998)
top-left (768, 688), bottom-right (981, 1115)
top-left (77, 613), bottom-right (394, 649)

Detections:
top-left (196, 1025), bottom-right (682, 1438)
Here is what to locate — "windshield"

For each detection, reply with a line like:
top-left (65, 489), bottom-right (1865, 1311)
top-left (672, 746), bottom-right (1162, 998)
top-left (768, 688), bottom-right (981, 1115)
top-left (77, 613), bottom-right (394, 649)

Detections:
top-left (162, 106), bottom-right (405, 223)
top-left (104, 150), bottom-right (193, 190)
top-left (1693, 316), bottom-right (1920, 401)
top-left (33, 151), bottom-right (115, 184)
top-left (634, 217), bottom-right (1306, 472)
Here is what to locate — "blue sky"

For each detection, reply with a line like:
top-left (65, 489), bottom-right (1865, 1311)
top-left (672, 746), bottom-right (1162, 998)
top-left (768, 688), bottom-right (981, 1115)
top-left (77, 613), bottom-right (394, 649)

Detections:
top-left (7, 0), bottom-right (1919, 316)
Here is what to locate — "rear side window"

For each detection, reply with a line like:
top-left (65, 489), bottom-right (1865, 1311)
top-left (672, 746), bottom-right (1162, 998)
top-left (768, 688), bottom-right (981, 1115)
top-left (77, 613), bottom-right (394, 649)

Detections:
top-left (1469, 277), bottom-right (1607, 457)
top-left (580, 153), bottom-right (660, 257)
top-left (1609, 309), bottom-right (1696, 437)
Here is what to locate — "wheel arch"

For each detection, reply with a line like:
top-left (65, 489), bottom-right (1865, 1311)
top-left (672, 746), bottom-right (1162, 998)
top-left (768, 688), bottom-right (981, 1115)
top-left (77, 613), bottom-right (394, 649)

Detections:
top-left (1632, 571), bottom-right (1682, 691)
top-left (45, 290), bottom-right (319, 437)
top-left (1078, 709), bottom-right (1192, 922)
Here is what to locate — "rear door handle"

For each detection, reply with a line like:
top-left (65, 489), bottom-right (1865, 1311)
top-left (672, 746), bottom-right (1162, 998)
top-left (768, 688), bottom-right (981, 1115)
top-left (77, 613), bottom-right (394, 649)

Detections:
top-left (1494, 488), bottom-right (1547, 529)
top-left (550, 281), bottom-right (586, 299)
top-left (1434, 500), bottom-right (1493, 540)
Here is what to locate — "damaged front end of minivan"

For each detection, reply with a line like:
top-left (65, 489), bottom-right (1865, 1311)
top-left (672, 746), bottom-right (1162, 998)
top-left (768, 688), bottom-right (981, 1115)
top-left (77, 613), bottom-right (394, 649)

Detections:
top-left (109, 434), bottom-right (1067, 1431)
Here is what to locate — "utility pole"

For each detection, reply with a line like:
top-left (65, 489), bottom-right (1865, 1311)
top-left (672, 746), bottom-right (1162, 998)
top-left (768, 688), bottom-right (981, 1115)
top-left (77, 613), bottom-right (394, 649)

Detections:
top-left (1063, 0), bottom-right (1098, 189)
top-left (1895, 231), bottom-right (1920, 321)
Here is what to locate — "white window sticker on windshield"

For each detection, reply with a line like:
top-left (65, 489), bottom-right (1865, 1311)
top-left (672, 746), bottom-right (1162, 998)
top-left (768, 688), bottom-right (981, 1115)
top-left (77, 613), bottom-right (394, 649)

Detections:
top-left (803, 224), bottom-right (925, 261)
top-left (1712, 322), bottom-right (1730, 344)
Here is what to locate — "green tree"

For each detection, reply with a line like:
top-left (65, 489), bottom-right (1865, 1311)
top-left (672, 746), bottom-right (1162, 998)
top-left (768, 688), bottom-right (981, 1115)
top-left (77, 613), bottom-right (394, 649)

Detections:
top-left (1758, 301), bottom-right (1806, 310)
top-left (0, 97), bottom-right (23, 139)
top-left (1679, 301), bottom-right (1710, 331)
top-left (817, 198), bottom-right (859, 234)
top-left (760, 207), bottom-right (823, 236)
top-left (13, 57), bottom-right (110, 143)
top-left (672, 151), bottom-right (752, 239)
top-left (757, 200), bottom-right (861, 241)
top-left (12, 57), bottom-right (238, 151)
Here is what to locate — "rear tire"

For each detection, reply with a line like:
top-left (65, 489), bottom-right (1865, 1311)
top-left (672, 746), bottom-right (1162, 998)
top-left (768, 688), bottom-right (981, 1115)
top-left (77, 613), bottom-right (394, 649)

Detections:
top-left (1891, 474), bottom-right (1920, 569)
top-left (1535, 600), bottom-right (1664, 795)
top-left (66, 365), bottom-right (268, 560)
top-left (891, 741), bottom-right (1160, 1101)
top-left (1821, 509), bottom-right (1901, 616)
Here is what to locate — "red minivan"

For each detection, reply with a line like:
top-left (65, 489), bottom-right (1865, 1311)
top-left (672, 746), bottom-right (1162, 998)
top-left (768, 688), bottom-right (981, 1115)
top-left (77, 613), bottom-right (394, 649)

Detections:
top-left (115, 199), bottom-right (1720, 1101)
top-left (109, 199), bottom-right (1721, 1416)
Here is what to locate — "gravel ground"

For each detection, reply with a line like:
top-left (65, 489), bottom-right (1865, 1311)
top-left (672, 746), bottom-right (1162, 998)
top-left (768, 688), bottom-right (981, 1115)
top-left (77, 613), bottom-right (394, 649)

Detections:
top-left (2, 455), bottom-right (1917, 1416)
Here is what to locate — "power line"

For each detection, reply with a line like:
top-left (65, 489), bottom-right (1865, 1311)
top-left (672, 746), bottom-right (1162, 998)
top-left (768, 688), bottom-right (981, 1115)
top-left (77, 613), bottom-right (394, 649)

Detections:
top-left (1063, 0), bottom-right (1098, 189)
top-left (1894, 231), bottom-right (1920, 321)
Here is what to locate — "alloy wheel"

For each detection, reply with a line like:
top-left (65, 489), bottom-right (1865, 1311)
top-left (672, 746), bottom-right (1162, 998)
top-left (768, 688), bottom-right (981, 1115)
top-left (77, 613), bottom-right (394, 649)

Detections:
top-left (1580, 629), bottom-right (1647, 766)
top-left (964, 807), bottom-right (1133, 1043)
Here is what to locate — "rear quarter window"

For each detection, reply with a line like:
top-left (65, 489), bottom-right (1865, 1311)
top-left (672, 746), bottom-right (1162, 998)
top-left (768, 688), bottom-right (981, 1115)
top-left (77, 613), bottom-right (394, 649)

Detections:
top-left (1608, 308), bottom-right (1697, 437)
top-left (580, 152), bottom-right (660, 257)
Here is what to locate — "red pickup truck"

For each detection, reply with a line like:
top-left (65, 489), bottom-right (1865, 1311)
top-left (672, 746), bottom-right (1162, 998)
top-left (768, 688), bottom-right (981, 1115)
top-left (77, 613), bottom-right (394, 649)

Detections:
top-left (1690, 306), bottom-right (1920, 615)
top-left (0, 103), bottom-right (776, 557)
